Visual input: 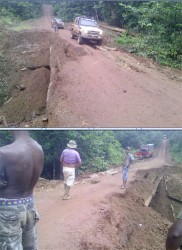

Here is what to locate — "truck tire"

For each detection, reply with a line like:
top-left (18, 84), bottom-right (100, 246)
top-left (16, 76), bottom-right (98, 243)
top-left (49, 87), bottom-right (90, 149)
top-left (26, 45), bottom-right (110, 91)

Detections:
top-left (78, 35), bottom-right (83, 44)
top-left (97, 40), bottom-right (103, 46)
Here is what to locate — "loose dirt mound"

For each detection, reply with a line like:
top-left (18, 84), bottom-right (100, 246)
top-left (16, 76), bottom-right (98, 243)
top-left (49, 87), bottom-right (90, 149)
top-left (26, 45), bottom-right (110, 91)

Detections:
top-left (1, 4), bottom-right (182, 127)
top-left (0, 30), bottom-right (54, 127)
top-left (0, 28), bottom-right (88, 127)
top-left (34, 141), bottom-right (181, 250)
top-left (35, 165), bottom-right (172, 250)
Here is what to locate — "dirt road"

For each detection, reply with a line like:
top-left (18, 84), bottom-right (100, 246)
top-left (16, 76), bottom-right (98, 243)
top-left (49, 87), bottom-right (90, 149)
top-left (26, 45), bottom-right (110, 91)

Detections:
top-left (35, 139), bottom-right (172, 250)
top-left (42, 5), bottom-right (182, 128)
top-left (1, 4), bottom-right (181, 128)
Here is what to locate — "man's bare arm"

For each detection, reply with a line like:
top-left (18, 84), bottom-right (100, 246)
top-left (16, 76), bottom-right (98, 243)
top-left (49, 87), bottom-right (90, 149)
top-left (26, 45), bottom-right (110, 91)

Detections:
top-left (0, 169), bottom-right (8, 188)
top-left (166, 219), bottom-right (182, 250)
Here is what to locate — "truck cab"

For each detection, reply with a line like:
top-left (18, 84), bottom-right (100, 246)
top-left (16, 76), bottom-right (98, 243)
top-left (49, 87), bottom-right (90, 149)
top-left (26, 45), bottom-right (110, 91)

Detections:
top-left (136, 144), bottom-right (154, 159)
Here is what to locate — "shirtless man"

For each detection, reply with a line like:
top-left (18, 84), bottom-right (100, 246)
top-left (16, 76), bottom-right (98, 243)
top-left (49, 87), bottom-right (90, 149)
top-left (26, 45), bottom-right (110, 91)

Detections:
top-left (0, 131), bottom-right (44, 250)
top-left (166, 210), bottom-right (182, 250)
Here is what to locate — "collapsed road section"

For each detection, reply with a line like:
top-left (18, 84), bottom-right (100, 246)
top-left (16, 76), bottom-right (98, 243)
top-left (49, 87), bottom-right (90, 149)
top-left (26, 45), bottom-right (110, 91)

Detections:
top-left (0, 30), bottom-right (53, 127)
top-left (35, 148), bottom-right (182, 250)
top-left (0, 29), bottom-right (81, 128)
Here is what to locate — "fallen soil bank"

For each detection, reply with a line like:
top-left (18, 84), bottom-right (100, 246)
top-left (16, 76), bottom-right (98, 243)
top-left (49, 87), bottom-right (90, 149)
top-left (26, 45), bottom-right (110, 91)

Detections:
top-left (35, 165), bottom-right (175, 250)
top-left (35, 140), bottom-right (181, 250)
top-left (0, 30), bottom-right (54, 127)
top-left (1, 4), bottom-right (182, 127)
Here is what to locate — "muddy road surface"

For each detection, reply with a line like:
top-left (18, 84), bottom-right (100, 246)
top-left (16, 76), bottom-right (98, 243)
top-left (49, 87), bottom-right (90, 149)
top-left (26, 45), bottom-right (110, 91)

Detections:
top-left (35, 139), bottom-right (181, 250)
top-left (0, 5), bottom-right (182, 128)
top-left (45, 5), bottom-right (182, 128)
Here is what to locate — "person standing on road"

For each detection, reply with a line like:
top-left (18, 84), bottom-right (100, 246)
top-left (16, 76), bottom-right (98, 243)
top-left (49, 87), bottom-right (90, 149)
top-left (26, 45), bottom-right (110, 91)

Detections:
top-left (121, 147), bottom-right (134, 191)
top-left (60, 140), bottom-right (82, 200)
top-left (0, 131), bottom-right (44, 250)
top-left (52, 19), bottom-right (59, 33)
top-left (166, 210), bottom-right (182, 250)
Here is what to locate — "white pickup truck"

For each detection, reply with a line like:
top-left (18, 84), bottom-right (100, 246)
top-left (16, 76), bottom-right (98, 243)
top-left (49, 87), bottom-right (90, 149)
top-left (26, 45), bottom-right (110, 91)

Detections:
top-left (70, 17), bottom-right (103, 45)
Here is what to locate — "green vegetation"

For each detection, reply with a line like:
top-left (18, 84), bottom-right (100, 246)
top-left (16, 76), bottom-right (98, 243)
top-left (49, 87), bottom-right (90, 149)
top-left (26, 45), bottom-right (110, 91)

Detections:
top-left (53, 1), bottom-right (182, 68)
top-left (0, 54), bottom-right (11, 106)
top-left (0, 0), bottom-right (42, 105)
top-left (0, 0), bottom-right (42, 31)
top-left (116, 2), bottom-right (182, 68)
top-left (167, 131), bottom-right (182, 164)
top-left (0, 0), bottom-right (42, 27)
top-left (0, 130), bottom-right (164, 179)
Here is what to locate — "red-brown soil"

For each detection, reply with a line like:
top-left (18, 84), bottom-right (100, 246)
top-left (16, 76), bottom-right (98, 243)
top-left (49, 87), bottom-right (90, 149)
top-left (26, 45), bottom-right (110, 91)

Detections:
top-left (0, 4), bottom-right (182, 128)
top-left (35, 139), bottom-right (182, 250)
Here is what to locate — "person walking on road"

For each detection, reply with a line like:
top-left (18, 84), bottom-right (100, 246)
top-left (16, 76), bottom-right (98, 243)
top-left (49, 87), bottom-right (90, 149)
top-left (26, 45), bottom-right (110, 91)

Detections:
top-left (60, 140), bottom-right (82, 200)
top-left (121, 147), bottom-right (134, 191)
top-left (166, 210), bottom-right (182, 250)
top-left (0, 131), bottom-right (44, 250)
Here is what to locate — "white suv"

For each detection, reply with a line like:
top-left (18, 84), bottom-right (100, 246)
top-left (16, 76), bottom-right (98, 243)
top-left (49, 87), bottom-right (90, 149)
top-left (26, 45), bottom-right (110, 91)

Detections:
top-left (70, 17), bottom-right (103, 45)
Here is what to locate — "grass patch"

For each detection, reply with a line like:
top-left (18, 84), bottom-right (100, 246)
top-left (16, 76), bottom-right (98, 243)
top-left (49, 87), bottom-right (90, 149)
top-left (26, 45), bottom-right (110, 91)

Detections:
top-left (117, 32), bottom-right (182, 68)
top-left (169, 146), bottom-right (182, 165)
top-left (117, 32), bottom-right (143, 51)
top-left (10, 22), bottom-right (31, 31)
top-left (0, 54), bottom-right (11, 106)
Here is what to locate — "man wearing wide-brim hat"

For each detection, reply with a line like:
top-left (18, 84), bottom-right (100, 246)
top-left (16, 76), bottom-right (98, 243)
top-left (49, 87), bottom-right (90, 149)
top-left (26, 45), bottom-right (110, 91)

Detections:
top-left (60, 140), bottom-right (82, 200)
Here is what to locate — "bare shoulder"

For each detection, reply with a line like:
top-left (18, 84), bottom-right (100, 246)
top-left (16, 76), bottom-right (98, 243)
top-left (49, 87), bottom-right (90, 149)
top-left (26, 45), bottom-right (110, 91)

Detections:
top-left (0, 142), bottom-right (15, 157)
top-left (31, 138), bottom-right (43, 151)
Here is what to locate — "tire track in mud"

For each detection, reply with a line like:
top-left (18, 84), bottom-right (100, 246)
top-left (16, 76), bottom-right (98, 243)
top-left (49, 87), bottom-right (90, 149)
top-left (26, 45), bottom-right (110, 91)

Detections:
top-left (42, 4), bottom-right (182, 128)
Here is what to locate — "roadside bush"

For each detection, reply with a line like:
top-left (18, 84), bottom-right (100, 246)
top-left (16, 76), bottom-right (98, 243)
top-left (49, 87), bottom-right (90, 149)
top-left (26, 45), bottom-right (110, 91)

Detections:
top-left (169, 145), bottom-right (182, 164)
top-left (0, 7), bottom-right (20, 26)
top-left (0, 54), bottom-right (11, 106)
top-left (0, 1), bottom-right (42, 22)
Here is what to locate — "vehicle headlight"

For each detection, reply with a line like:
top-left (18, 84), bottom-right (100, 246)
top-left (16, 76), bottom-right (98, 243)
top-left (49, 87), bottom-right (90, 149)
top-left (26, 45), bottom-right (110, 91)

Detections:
top-left (82, 29), bottom-right (88, 34)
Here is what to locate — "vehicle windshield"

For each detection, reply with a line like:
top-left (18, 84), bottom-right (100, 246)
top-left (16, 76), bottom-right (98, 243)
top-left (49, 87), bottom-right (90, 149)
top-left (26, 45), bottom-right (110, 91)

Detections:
top-left (141, 148), bottom-right (148, 152)
top-left (55, 18), bottom-right (63, 22)
top-left (79, 19), bottom-right (98, 27)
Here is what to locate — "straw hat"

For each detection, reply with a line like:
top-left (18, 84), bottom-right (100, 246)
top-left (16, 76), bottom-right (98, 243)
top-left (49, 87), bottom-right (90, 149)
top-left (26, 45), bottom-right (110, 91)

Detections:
top-left (67, 140), bottom-right (77, 149)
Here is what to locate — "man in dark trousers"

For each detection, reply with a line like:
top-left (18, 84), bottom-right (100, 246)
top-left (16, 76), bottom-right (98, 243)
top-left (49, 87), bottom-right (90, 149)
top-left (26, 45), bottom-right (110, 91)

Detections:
top-left (166, 210), bottom-right (182, 250)
top-left (0, 131), bottom-right (44, 250)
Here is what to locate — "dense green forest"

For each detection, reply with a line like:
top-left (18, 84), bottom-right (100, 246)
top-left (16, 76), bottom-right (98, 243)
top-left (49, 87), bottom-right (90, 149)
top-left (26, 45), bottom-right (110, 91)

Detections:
top-left (0, 130), bottom-right (180, 180)
top-left (52, 1), bottom-right (182, 68)
top-left (167, 131), bottom-right (182, 164)
top-left (0, 0), bottom-right (181, 67)
top-left (0, 0), bottom-right (42, 24)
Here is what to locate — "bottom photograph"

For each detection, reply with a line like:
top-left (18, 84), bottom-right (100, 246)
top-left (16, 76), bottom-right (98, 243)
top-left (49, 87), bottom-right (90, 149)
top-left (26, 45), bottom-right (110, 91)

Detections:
top-left (0, 130), bottom-right (181, 250)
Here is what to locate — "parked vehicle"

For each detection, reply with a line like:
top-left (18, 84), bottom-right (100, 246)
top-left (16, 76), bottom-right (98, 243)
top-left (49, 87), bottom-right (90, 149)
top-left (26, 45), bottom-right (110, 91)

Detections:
top-left (136, 144), bottom-right (154, 159)
top-left (70, 17), bottom-right (103, 45)
top-left (51, 18), bottom-right (64, 29)
top-left (163, 135), bottom-right (167, 140)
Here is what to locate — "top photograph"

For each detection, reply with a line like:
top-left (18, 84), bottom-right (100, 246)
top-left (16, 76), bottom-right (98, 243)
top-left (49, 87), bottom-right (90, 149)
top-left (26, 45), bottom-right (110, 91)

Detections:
top-left (0, 0), bottom-right (181, 128)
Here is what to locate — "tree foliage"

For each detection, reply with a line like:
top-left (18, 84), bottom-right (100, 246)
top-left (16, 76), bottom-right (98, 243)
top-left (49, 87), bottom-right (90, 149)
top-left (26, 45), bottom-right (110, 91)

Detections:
top-left (52, 1), bottom-right (181, 68)
top-left (167, 131), bottom-right (182, 164)
top-left (0, 130), bottom-right (168, 180)
top-left (0, 0), bottom-right (42, 22)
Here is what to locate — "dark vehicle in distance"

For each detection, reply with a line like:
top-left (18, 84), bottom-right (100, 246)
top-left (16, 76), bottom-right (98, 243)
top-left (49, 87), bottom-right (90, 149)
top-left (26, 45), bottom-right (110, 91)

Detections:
top-left (51, 18), bottom-right (64, 29)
